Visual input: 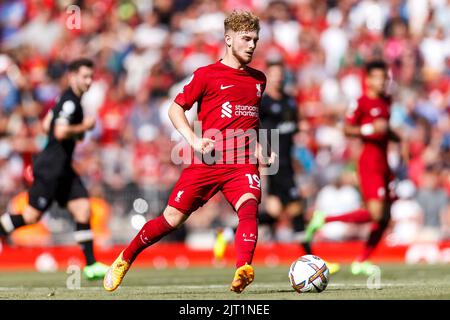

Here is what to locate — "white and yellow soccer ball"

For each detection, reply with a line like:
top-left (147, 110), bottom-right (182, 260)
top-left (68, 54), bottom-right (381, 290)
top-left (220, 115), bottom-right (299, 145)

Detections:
top-left (288, 255), bottom-right (330, 293)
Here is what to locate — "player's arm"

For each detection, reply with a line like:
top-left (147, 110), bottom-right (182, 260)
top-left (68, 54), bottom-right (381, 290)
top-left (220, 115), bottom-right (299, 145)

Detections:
top-left (168, 101), bottom-right (214, 154)
top-left (53, 117), bottom-right (95, 141)
top-left (343, 118), bottom-right (389, 138)
top-left (389, 127), bottom-right (409, 167)
top-left (42, 110), bottom-right (53, 133)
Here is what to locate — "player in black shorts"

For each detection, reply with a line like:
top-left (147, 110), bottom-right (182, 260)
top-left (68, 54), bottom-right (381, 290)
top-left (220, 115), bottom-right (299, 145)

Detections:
top-left (260, 60), bottom-right (339, 274)
top-left (0, 58), bottom-right (108, 280)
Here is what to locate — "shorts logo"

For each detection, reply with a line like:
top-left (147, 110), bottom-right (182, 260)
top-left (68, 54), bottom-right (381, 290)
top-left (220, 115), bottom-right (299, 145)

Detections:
top-left (221, 101), bottom-right (232, 118)
top-left (175, 190), bottom-right (184, 203)
top-left (37, 197), bottom-right (48, 209)
top-left (256, 84), bottom-right (262, 97)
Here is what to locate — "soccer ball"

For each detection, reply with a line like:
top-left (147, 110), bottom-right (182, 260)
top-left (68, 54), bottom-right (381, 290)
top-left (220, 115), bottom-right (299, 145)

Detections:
top-left (288, 255), bottom-right (330, 293)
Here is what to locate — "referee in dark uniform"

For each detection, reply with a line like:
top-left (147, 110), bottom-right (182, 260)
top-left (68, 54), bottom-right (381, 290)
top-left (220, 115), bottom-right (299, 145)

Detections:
top-left (259, 60), bottom-right (312, 253)
top-left (0, 58), bottom-right (108, 280)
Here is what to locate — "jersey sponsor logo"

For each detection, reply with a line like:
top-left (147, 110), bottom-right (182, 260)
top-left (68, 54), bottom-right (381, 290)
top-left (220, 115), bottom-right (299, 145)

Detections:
top-left (220, 101), bottom-right (259, 119)
top-left (221, 101), bottom-right (232, 118)
top-left (175, 190), bottom-right (184, 203)
top-left (256, 83), bottom-right (262, 97)
top-left (220, 84), bottom-right (234, 90)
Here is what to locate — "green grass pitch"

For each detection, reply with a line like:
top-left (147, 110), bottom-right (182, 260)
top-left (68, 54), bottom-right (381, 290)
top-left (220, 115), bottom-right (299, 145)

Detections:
top-left (0, 264), bottom-right (449, 299)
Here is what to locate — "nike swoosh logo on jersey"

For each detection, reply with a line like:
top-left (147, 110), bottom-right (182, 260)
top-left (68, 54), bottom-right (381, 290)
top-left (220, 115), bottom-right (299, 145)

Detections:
top-left (220, 85), bottom-right (234, 90)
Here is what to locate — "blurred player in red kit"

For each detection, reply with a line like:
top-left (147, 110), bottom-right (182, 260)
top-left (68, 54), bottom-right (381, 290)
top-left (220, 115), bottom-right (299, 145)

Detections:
top-left (104, 11), bottom-right (276, 293)
top-left (306, 60), bottom-right (403, 275)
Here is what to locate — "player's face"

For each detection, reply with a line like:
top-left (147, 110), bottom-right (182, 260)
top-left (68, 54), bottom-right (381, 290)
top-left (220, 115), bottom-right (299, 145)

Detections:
top-left (267, 65), bottom-right (284, 91)
top-left (73, 66), bottom-right (94, 93)
top-left (366, 69), bottom-right (387, 95)
top-left (228, 30), bottom-right (259, 65)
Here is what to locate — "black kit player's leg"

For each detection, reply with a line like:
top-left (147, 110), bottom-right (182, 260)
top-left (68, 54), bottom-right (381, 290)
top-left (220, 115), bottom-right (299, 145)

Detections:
top-left (0, 176), bottom-right (52, 236)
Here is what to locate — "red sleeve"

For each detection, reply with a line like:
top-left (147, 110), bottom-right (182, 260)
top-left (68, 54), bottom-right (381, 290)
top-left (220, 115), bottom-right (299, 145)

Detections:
top-left (174, 68), bottom-right (207, 111)
top-left (345, 98), bottom-right (363, 126)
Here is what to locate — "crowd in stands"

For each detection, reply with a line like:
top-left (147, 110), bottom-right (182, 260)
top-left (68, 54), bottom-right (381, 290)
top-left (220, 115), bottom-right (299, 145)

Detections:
top-left (0, 0), bottom-right (448, 246)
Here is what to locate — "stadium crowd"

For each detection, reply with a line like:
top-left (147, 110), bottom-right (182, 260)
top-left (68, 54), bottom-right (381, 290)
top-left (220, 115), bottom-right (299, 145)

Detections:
top-left (0, 0), bottom-right (448, 246)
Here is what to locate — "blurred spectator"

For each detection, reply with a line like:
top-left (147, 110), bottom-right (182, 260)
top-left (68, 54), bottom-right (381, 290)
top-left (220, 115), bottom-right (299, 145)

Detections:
top-left (416, 165), bottom-right (449, 238)
top-left (387, 179), bottom-right (423, 245)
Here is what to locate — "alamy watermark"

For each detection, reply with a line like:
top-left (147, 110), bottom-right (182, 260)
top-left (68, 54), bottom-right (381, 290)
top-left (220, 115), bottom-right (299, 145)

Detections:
top-left (66, 5), bottom-right (81, 30)
top-left (170, 121), bottom-right (280, 175)
top-left (366, 266), bottom-right (382, 290)
top-left (66, 264), bottom-right (81, 290)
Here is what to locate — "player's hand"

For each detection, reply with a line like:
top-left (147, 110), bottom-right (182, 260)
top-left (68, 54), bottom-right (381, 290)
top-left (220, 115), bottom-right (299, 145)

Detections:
top-left (192, 137), bottom-right (215, 154)
top-left (255, 143), bottom-right (277, 166)
top-left (83, 117), bottom-right (96, 131)
top-left (265, 151), bottom-right (278, 167)
top-left (373, 118), bottom-right (388, 134)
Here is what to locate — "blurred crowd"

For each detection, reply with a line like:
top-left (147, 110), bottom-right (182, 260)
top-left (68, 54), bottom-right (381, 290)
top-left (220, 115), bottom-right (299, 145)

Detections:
top-left (0, 0), bottom-right (448, 247)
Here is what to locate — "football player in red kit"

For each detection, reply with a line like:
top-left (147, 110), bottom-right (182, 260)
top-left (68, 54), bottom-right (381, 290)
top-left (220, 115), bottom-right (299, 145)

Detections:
top-left (305, 60), bottom-right (402, 275)
top-left (104, 11), bottom-right (276, 293)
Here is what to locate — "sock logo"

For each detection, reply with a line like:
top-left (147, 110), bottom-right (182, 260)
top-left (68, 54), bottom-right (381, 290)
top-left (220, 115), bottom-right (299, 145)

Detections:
top-left (140, 229), bottom-right (150, 244)
top-left (242, 233), bottom-right (257, 242)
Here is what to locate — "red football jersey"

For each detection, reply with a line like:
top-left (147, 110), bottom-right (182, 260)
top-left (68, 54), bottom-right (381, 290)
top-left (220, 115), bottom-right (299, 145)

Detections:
top-left (175, 60), bottom-right (266, 166)
top-left (346, 95), bottom-right (391, 172)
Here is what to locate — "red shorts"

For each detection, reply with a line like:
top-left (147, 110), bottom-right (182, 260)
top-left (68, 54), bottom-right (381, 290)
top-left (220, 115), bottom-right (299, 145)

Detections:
top-left (168, 164), bottom-right (261, 214)
top-left (358, 165), bottom-right (395, 202)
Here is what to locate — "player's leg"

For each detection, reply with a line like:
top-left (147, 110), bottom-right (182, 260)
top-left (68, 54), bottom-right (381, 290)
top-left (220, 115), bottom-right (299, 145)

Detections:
top-left (221, 166), bottom-right (261, 293)
top-left (104, 166), bottom-right (220, 291)
top-left (305, 170), bottom-right (376, 242)
top-left (262, 195), bottom-right (283, 235)
top-left (0, 205), bottom-right (43, 237)
top-left (66, 197), bottom-right (107, 279)
top-left (305, 208), bottom-right (372, 242)
top-left (64, 172), bottom-right (108, 280)
top-left (230, 192), bottom-right (259, 293)
top-left (123, 205), bottom-right (187, 264)
top-left (350, 173), bottom-right (392, 275)
top-left (351, 198), bottom-right (391, 275)
top-left (0, 177), bottom-right (51, 237)
top-left (103, 205), bottom-right (188, 291)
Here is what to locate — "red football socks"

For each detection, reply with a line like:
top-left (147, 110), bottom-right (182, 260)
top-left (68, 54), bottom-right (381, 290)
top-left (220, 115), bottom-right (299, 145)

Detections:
top-left (325, 209), bottom-right (372, 223)
top-left (235, 199), bottom-right (258, 268)
top-left (122, 214), bottom-right (175, 264)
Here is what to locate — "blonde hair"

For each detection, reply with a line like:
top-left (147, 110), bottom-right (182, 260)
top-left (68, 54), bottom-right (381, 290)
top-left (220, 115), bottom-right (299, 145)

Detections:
top-left (224, 10), bottom-right (260, 33)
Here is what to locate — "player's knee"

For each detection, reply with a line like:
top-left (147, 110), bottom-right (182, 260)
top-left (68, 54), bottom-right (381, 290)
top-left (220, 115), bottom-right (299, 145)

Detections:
top-left (68, 199), bottom-right (91, 223)
top-left (368, 201), bottom-right (384, 222)
top-left (22, 206), bottom-right (42, 224)
top-left (163, 206), bottom-right (188, 228)
top-left (237, 198), bottom-right (258, 221)
top-left (265, 196), bottom-right (282, 218)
